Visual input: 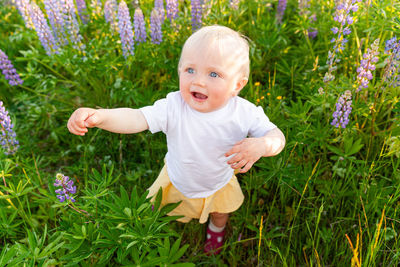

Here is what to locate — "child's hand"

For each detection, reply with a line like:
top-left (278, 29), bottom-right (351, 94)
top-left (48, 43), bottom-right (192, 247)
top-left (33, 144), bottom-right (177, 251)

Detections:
top-left (67, 108), bottom-right (101, 136)
top-left (225, 138), bottom-right (266, 173)
top-left (225, 128), bottom-right (286, 173)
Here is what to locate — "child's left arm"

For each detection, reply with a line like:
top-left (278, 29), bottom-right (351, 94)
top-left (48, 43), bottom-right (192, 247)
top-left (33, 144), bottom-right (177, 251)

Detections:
top-left (225, 128), bottom-right (286, 173)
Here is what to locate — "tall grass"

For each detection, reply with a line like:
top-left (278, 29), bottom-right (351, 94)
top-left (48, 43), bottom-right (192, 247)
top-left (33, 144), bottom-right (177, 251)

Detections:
top-left (0, 0), bottom-right (399, 265)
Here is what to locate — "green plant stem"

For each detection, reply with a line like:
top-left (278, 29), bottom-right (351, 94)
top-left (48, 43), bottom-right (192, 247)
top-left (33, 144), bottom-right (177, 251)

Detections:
top-left (285, 159), bottom-right (320, 258)
top-left (30, 58), bottom-right (78, 86)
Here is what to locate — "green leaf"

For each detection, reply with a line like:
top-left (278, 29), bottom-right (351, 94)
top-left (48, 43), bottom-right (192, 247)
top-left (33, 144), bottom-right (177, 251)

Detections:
top-left (326, 144), bottom-right (343, 156)
top-left (0, 245), bottom-right (18, 266)
top-left (345, 138), bottom-right (364, 156)
top-left (169, 241), bottom-right (189, 263)
top-left (153, 188), bottom-right (163, 211)
top-left (126, 240), bottom-right (139, 250)
top-left (120, 185), bottom-right (130, 207)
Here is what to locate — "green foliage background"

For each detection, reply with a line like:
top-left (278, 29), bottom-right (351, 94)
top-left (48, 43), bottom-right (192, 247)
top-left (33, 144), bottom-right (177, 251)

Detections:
top-left (0, 0), bottom-right (399, 265)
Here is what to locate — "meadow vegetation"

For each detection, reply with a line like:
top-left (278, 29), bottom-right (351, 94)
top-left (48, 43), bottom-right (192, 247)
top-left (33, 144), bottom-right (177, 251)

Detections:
top-left (0, 0), bottom-right (399, 265)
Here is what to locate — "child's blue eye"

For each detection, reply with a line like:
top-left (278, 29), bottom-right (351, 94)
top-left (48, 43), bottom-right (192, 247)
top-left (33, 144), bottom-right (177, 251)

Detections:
top-left (187, 68), bottom-right (194, 74)
top-left (210, 72), bottom-right (219, 78)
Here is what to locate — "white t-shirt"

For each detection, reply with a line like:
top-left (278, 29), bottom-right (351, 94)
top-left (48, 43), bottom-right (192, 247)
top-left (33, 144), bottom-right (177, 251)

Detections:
top-left (140, 91), bottom-right (277, 198)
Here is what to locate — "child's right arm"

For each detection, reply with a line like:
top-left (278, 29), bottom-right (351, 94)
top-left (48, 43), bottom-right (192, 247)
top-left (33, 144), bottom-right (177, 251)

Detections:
top-left (67, 107), bottom-right (149, 136)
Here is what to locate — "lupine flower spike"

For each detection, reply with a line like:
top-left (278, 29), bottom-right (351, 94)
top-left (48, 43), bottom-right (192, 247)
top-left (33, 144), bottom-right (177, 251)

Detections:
top-left (54, 173), bottom-right (77, 203)
top-left (44, 0), bottom-right (68, 47)
top-left (64, 0), bottom-right (86, 51)
top-left (356, 38), bottom-right (379, 91)
top-left (383, 37), bottom-right (400, 88)
top-left (307, 14), bottom-right (318, 39)
top-left (118, 1), bottom-right (135, 58)
top-left (154, 0), bottom-right (165, 24)
top-left (308, 28), bottom-right (318, 39)
top-left (331, 90), bottom-right (353, 129)
top-left (166, 0), bottom-right (179, 23)
top-left (29, 2), bottom-right (59, 55)
top-left (15, 0), bottom-right (34, 29)
top-left (0, 49), bottom-right (23, 86)
top-left (276, 0), bottom-right (287, 24)
top-left (324, 0), bottom-right (362, 83)
top-left (150, 8), bottom-right (163, 44)
top-left (76, 0), bottom-right (89, 24)
top-left (191, 0), bottom-right (202, 31)
top-left (104, 0), bottom-right (119, 33)
top-left (134, 8), bottom-right (147, 43)
top-left (0, 101), bottom-right (19, 155)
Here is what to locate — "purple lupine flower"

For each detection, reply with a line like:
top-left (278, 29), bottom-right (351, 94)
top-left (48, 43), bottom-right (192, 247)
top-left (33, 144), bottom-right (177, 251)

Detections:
top-left (276, 0), bottom-right (287, 24)
top-left (44, 0), bottom-right (68, 47)
top-left (64, 0), bottom-right (86, 51)
top-left (14, 0), bottom-right (34, 29)
top-left (308, 27), bottom-right (318, 39)
top-left (76, 0), bottom-right (89, 24)
top-left (54, 173), bottom-right (77, 203)
top-left (150, 8), bottom-right (163, 44)
top-left (0, 101), bottom-right (19, 155)
top-left (104, 0), bottom-right (119, 32)
top-left (134, 8), bottom-right (147, 43)
top-left (356, 38), bottom-right (379, 91)
top-left (166, 0), bottom-right (179, 22)
top-left (229, 0), bottom-right (240, 10)
top-left (0, 50), bottom-right (23, 86)
top-left (118, 0), bottom-right (135, 58)
top-left (154, 0), bottom-right (165, 23)
top-left (29, 2), bottom-right (59, 55)
top-left (383, 37), bottom-right (400, 88)
top-left (324, 0), bottom-right (362, 83)
top-left (191, 0), bottom-right (202, 31)
top-left (331, 90), bottom-right (352, 128)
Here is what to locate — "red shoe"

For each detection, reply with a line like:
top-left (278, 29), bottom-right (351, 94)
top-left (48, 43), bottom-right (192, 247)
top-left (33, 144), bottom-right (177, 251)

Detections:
top-left (204, 228), bottom-right (225, 255)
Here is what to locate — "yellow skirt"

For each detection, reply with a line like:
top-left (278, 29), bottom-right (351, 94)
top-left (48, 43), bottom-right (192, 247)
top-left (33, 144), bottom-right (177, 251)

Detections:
top-left (147, 165), bottom-right (244, 224)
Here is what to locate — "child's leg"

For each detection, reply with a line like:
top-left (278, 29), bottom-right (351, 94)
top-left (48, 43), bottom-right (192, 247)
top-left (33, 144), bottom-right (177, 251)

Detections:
top-left (204, 212), bottom-right (228, 255)
top-left (210, 212), bottom-right (229, 228)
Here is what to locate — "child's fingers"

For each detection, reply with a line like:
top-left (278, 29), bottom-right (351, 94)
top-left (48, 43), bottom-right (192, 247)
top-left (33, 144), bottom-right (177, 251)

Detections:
top-left (227, 152), bottom-right (243, 165)
top-left (67, 114), bottom-right (88, 135)
top-left (84, 112), bottom-right (99, 128)
top-left (68, 121), bottom-right (87, 135)
top-left (239, 161), bottom-right (254, 173)
top-left (225, 139), bottom-right (244, 157)
top-left (230, 159), bottom-right (247, 169)
top-left (76, 110), bottom-right (92, 128)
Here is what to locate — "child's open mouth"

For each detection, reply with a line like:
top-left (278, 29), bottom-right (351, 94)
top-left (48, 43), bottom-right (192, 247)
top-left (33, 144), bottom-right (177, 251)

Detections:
top-left (192, 92), bottom-right (208, 100)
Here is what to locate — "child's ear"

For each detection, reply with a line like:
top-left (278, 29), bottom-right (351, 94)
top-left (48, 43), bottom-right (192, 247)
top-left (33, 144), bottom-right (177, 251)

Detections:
top-left (232, 77), bottom-right (248, 96)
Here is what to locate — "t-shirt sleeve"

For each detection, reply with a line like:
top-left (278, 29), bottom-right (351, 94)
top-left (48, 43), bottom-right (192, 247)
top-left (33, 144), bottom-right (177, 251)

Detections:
top-left (139, 98), bottom-right (168, 134)
top-left (248, 106), bottom-right (277, 137)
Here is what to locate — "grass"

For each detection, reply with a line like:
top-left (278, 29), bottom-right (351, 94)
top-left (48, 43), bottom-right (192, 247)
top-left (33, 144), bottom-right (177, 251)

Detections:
top-left (0, 0), bottom-right (400, 265)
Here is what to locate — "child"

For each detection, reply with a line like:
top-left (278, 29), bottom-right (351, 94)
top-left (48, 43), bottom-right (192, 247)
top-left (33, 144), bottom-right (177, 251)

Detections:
top-left (67, 25), bottom-right (285, 255)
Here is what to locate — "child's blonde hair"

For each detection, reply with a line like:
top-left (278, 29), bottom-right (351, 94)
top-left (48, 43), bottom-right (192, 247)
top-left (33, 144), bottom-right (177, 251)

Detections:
top-left (178, 25), bottom-right (250, 78)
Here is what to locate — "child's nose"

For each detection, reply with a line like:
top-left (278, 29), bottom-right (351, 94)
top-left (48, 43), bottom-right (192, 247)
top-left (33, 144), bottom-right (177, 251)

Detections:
top-left (192, 74), bottom-right (206, 87)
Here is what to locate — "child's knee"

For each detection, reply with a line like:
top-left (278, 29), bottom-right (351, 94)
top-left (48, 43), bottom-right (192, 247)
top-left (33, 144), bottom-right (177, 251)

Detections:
top-left (210, 212), bottom-right (229, 219)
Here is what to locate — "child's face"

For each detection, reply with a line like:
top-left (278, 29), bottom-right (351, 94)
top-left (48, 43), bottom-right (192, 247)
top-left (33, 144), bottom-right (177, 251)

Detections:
top-left (179, 44), bottom-right (247, 113)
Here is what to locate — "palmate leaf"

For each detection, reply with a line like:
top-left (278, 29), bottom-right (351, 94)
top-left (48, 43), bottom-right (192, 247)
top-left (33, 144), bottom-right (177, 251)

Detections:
top-left (156, 237), bottom-right (193, 266)
top-left (344, 137), bottom-right (364, 156)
